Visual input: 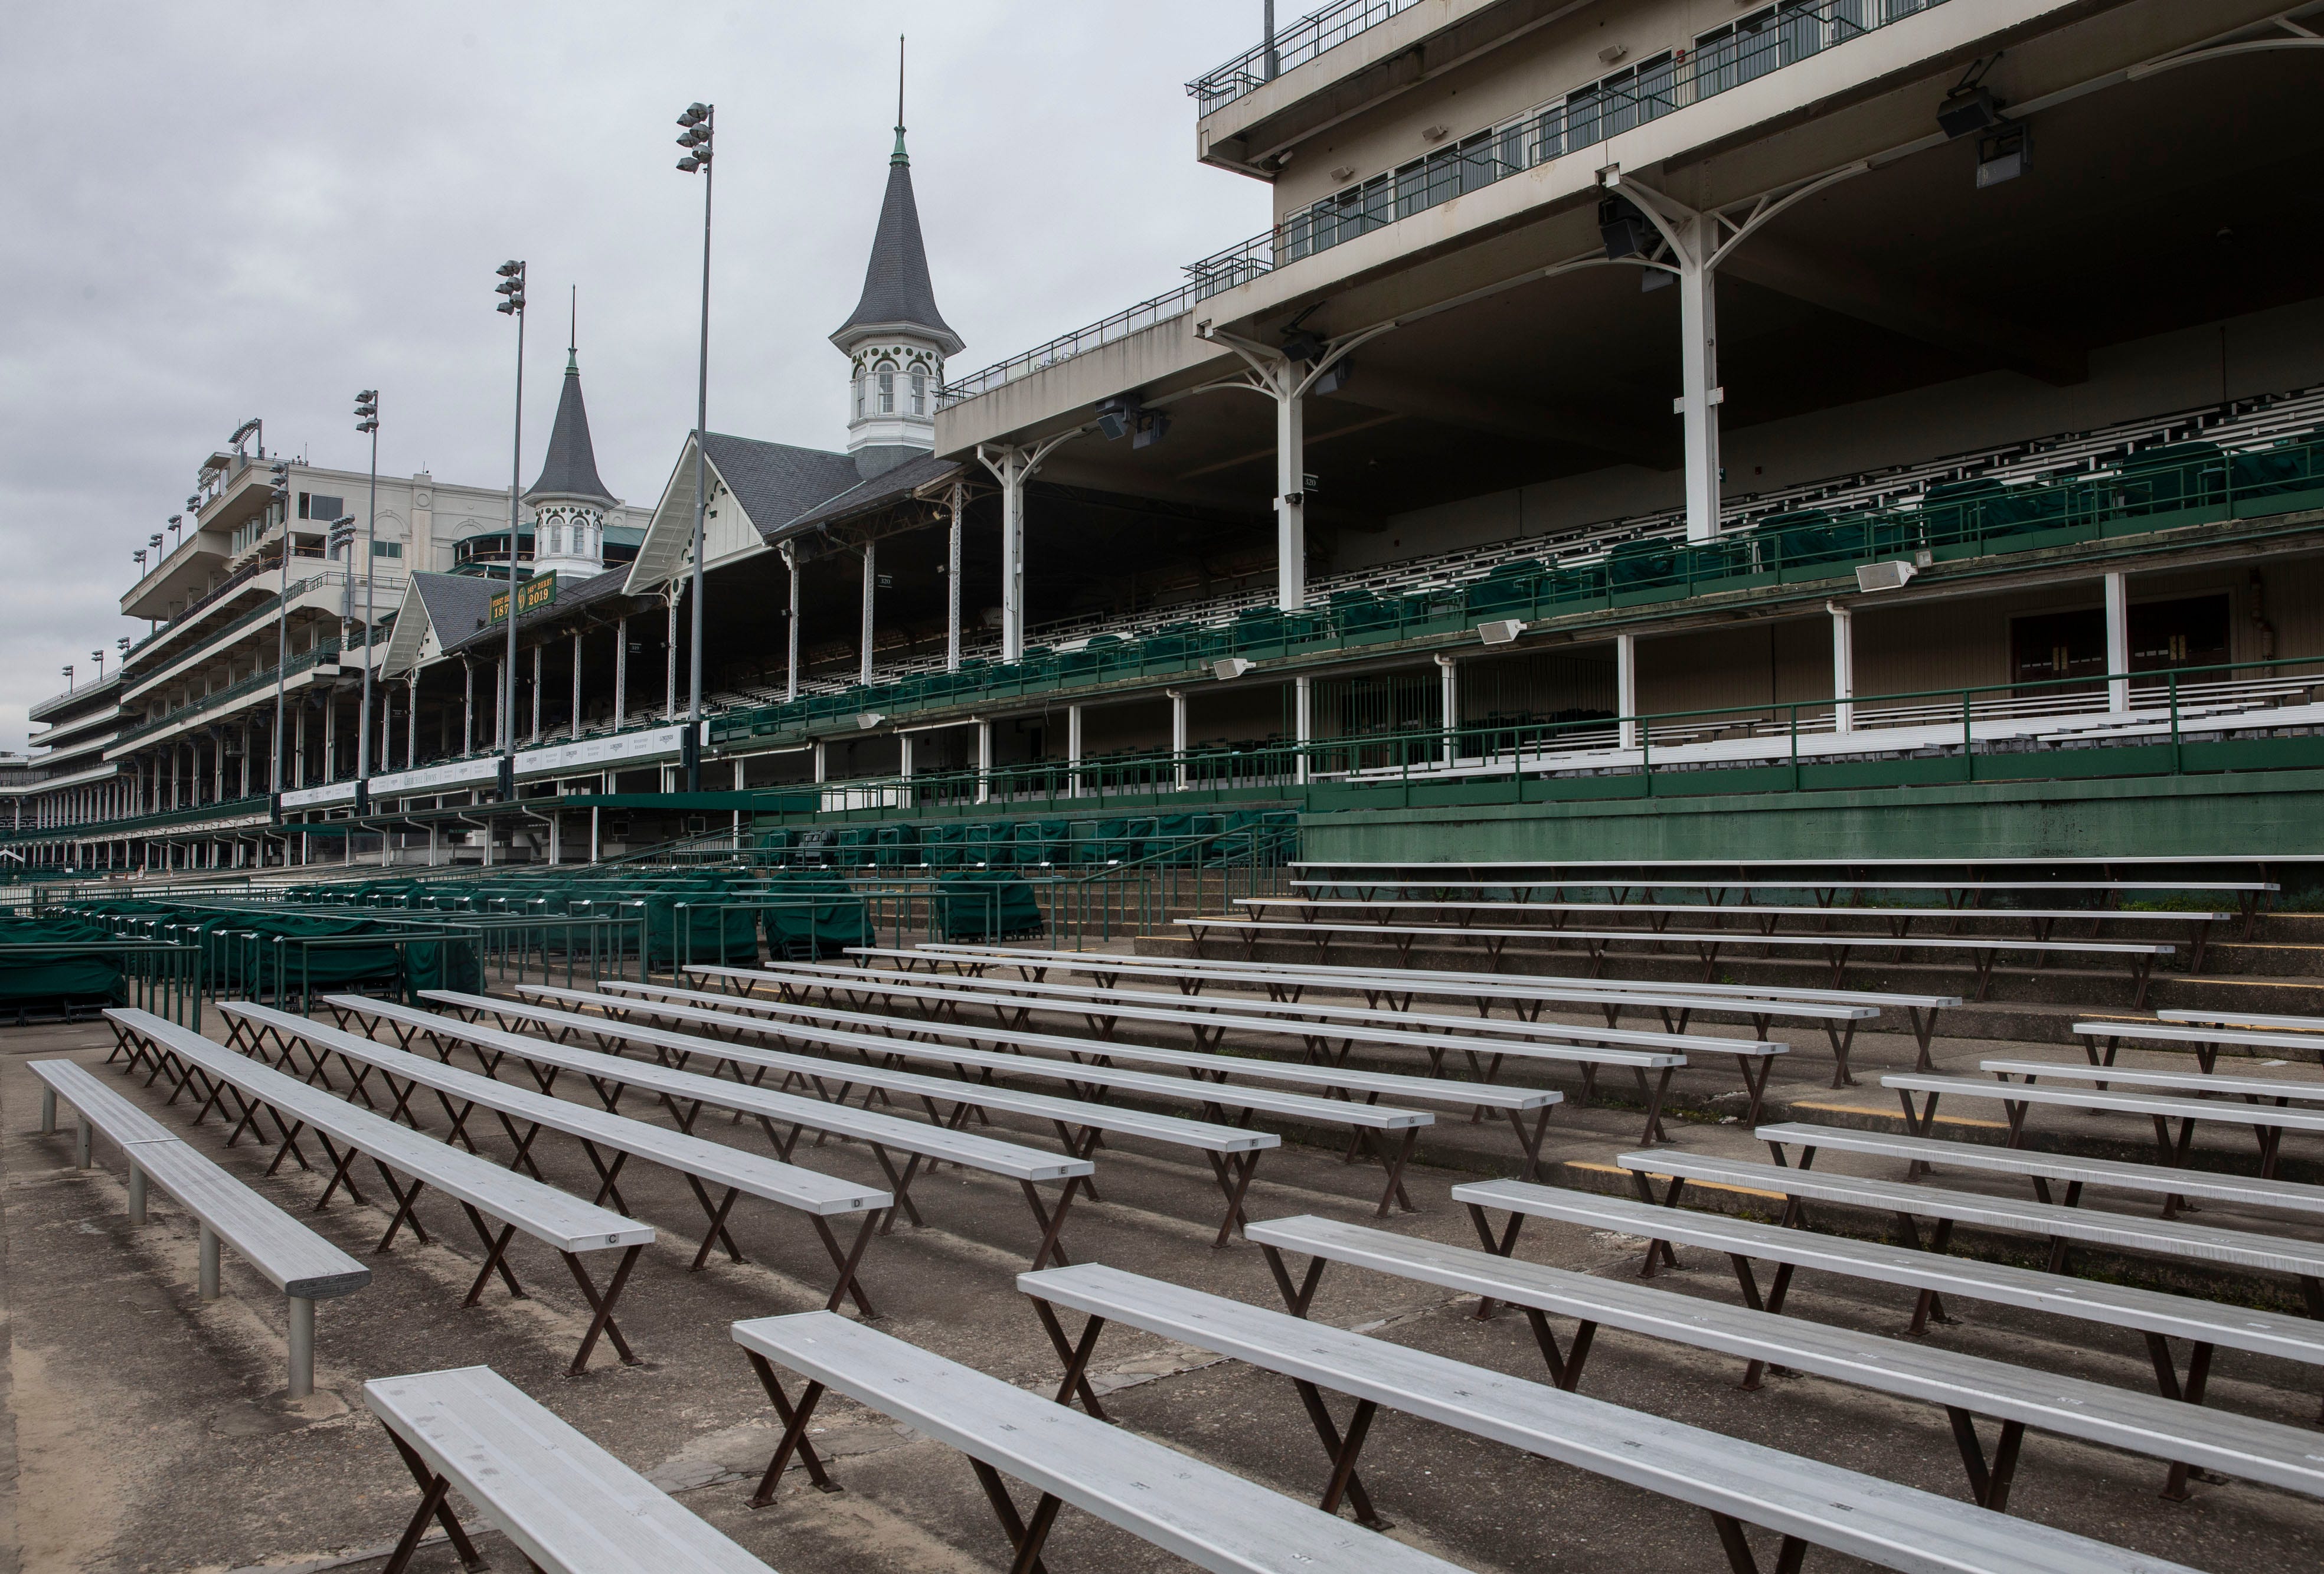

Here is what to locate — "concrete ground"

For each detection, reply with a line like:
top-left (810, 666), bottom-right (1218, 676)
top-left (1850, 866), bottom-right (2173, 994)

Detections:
top-left (2, 983), bottom-right (2322, 1573)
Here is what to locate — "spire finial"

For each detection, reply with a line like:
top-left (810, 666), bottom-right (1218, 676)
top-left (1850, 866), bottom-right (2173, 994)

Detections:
top-left (891, 34), bottom-right (908, 165)
top-left (567, 286), bottom-right (577, 371)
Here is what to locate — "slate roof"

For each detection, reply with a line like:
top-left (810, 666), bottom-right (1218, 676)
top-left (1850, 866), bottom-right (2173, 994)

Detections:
top-left (525, 349), bottom-right (617, 505)
top-left (410, 572), bottom-right (501, 647)
top-left (444, 563), bottom-right (636, 656)
top-left (830, 139), bottom-right (964, 357)
top-left (698, 432), bottom-right (865, 541)
top-left (780, 450), bottom-right (963, 534)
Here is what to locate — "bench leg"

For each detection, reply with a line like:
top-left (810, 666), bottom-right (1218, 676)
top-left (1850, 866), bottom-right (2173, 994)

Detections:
top-left (286, 1295), bottom-right (314, 1400)
top-left (1022, 1177), bottom-right (1079, 1273)
top-left (459, 1209), bottom-right (527, 1304)
top-left (39, 1086), bottom-right (55, 1134)
top-left (1710, 1512), bottom-right (1807, 1574)
top-left (127, 1162), bottom-right (147, 1225)
top-left (1259, 1244), bottom-right (1329, 1318)
top-left (966, 1458), bottom-right (1063, 1574)
top-left (2147, 1334), bottom-right (2218, 1501)
top-left (379, 1426), bottom-right (489, 1574)
top-left (1027, 1300), bottom-right (1110, 1418)
top-left (1467, 1203), bottom-right (1528, 1320)
top-left (73, 1112), bottom-right (92, 1170)
top-left (744, 1358), bottom-right (841, 1504)
top-left (1521, 1308), bottom-right (1596, 1392)
top-left (684, 1179), bottom-right (748, 1271)
top-left (198, 1225), bottom-right (220, 1301)
top-left (1368, 1127), bottom-right (1420, 1218)
top-left (1204, 1149), bottom-right (1264, 1246)
top-left (1944, 1407), bottom-right (2027, 1510)
top-left (812, 1212), bottom-right (881, 1320)
top-left (561, 1243), bottom-right (644, 1375)
top-left (1290, 1380), bottom-right (1391, 1530)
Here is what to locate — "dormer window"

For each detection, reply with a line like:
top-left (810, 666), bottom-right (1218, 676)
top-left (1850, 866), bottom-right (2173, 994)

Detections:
top-left (877, 361), bottom-right (897, 415)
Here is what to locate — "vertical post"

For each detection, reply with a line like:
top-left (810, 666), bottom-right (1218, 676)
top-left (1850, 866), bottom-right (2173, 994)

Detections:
top-left (530, 645), bottom-right (543, 743)
top-left (74, 1111), bottom-right (91, 1169)
top-left (999, 451), bottom-right (1027, 663)
top-left (39, 1087), bottom-right (55, 1134)
top-left (1829, 601), bottom-right (1854, 735)
top-left (1436, 653), bottom-right (1459, 767)
top-left (1169, 689), bottom-right (1189, 791)
top-left (461, 659), bottom-right (474, 755)
top-left (1263, 0), bottom-right (1279, 78)
top-left (287, 1297), bottom-right (315, 1400)
top-left (946, 480), bottom-right (965, 672)
top-left (1067, 703), bottom-right (1084, 797)
top-left (1675, 215), bottom-right (1722, 544)
top-left (571, 630), bottom-right (584, 739)
top-left (428, 821), bottom-right (440, 867)
top-left (812, 741), bottom-right (827, 784)
top-left (860, 539), bottom-right (877, 688)
top-left (2104, 571), bottom-right (2130, 711)
top-left (1616, 633), bottom-right (1639, 750)
top-left (665, 587), bottom-right (681, 719)
top-left (378, 683), bottom-right (393, 773)
top-left (128, 1163), bottom-right (148, 1225)
top-left (687, 108), bottom-right (717, 790)
top-left (976, 721), bottom-right (993, 804)
top-left (590, 804), bottom-right (602, 863)
top-left (406, 676), bottom-right (418, 767)
top-left (613, 616), bottom-right (628, 729)
top-left (783, 542), bottom-right (801, 702)
top-left (1294, 674), bottom-right (1312, 784)
top-left (198, 1225), bottom-right (220, 1299)
top-left (900, 732), bottom-right (916, 780)
top-left (1274, 372), bottom-right (1307, 611)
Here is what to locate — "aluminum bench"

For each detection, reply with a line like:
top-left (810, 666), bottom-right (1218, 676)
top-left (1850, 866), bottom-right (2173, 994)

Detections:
top-left (913, 942), bottom-right (1903, 1085)
top-left (1452, 1180), bottom-right (2324, 1451)
top-left (1247, 895), bottom-right (2230, 967)
top-left (2002, 1051), bottom-right (2324, 1103)
top-left (1614, 1148), bottom-right (2324, 1323)
top-left (1246, 1212), bottom-right (2324, 1508)
top-left (2073, 1020), bottom-right (2324, 1073)
top-left (103, 1006), bottom-right (653, 1376)
top-left (1756, 1120), bottom-right (2324, 1225)
top-left (505, 981), bottom-right (1436, 1216)
top-left (418, 990), bottom-right (1279, 1248)
top-left (2161, 1007), bottom-right (2324, 1039)
top-left (1178, 917), bottom-right (2175, 1010)
top-left (731, 1310), bottom-right (1468, 1574)
top-left (323, 994), bottom-right (1089, 1271)
top-left (32, 1057), bottom-right (367, 1399)
top-left (1017, 1262), bottom-right (2206, 1573)
top-left (220, 1001), bottom-right (888, 1316)
top-left (365, 1363), bottom-right (773, 1574)
top-left (687, 960), bottom-right (1727, 1138)
top-left (1886, 1071), bottom-right (2324, 1180)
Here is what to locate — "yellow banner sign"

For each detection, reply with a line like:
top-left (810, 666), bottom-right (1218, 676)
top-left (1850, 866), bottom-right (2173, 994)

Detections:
top-left (488, 572), bottom-right (557, 625)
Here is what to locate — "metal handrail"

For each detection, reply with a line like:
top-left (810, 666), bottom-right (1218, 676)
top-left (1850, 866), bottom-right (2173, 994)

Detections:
top-left (111, 640), bottom-right (344, 751)
top-left (1187, 0), bottom-right (1428, 113)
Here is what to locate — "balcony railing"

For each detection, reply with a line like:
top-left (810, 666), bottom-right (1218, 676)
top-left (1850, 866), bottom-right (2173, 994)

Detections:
top-left (947, 0), bottom-right (1950, 408)
top-left (1188, 0), bottom-right (1429, 116)
top-left (112, 640), bottom-right (345, 752)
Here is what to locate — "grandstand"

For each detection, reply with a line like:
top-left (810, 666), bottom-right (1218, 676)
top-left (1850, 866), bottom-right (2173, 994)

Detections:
top-left (16, 8), bottom-right (2324, 1571)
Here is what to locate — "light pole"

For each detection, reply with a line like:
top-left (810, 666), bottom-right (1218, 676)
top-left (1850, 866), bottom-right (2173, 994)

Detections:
top-left (354, 391), bottom-right (380, 783)
top-left (676, 100), bottom-right (714, 790)
top-left (495, 260), bottom-right (528, 799)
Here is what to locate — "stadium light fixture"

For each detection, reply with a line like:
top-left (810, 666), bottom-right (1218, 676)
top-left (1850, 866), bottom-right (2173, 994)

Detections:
top-left (1975, 123), bottom-right (2031, 188)
top-left (856, 712), bottom-right (885, 729)
top-left (1476, 619), bottom-right (1527, 646)
top-left (492, 259), bottom-right (527, 798)
top-left (353, 390), bottom-right (382, 784)
top-left (1213, 657), bottom-right (1256, 681)
top-left (1597, 195), bottom-right (1650, 260)
top-left (674, 99), bottom-right (716, 787)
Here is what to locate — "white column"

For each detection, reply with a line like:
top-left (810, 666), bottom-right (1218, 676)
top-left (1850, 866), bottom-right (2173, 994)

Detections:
top-left (589, 805), bottom-right (600, 864)
top-left (529, 645), bottom-right (542, 743)
top-left (665, 587), bottom-right (680, 719)
top-left (976, 721), bottom-right (993, 803)
top-left (2104, 571), bottom-right (2130, 711)
top-left (427, 820), bottom-right (439, 868)
top-left (406, 676), bottom-right (418, 765)
top-left (1674, 212), bottom-right (1723, 544)
top-left (946, 480), bottom-right (964, 672)
top-left (1274, 374), bottom-right (1307, 611)
top-left (1293, 675), bottom-right (1312, 785)
top-left (571, 631), bottom-right (583, 739)
top-left (613, 616), bottom-right (628, 728)
top-left (1436, 653), bottom-right (1459, 766)
top-left (1616, 633), bottom-right (1639, 750)
top-left (1829, 601), bottom-right (1855, 735)
top-left (899, 732), bottom-right (916, 780)
top-left (1168, 689), bottom-right (1188, 791)
top-left (323, 702), bottom-right (336, 783)
top-left (1066, 703), bottom-right (1084, 797)
top-left (998, 453), bottom-right (1028, 662)
top-left (379, 683), bottom-right (393, 771)
top-left (859, 539), bottom-right (877, 688)
top-left (460, 660), bottom-right (473, 755)
top-left (812, 740), bottom-right (826, 783)
top-left (783, 544), bottom-right (801, 702)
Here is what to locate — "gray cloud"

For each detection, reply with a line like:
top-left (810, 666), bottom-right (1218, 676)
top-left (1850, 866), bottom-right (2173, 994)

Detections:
top-left (0, 1), bottom-right (1269, 747)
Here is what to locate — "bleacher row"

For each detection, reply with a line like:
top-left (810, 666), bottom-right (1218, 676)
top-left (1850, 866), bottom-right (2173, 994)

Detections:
top-left (25, 851), bottom-right (2324, 1570)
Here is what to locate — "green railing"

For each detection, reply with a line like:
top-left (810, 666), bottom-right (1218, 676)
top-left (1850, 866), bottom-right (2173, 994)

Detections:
top-left (708, 436), bottom-right (2324, 751)
top-left (0, 938), bottom-right (203, 1029)
top-left (2, 793), bottom-right (277, 849)
top-left (113, 639), bottom-right (344, 752)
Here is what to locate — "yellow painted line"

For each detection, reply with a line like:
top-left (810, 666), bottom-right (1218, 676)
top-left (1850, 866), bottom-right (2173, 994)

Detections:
top-left (1792, 1098), bottom-right (2009, 1132)
top-left (1567, 1158), bottom-right (1789, 1203)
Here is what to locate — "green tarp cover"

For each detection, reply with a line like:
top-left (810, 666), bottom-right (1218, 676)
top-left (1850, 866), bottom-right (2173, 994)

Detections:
top-left (761, 875), bottom-right (870, 960)
top-left (0, 917), bottom-right (126, 1006)
top-left (930, 875), bottom-right (1044, 941)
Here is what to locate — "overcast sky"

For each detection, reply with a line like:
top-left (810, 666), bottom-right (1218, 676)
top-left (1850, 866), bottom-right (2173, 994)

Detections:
top-left (0, 2), bottom-right (1272, 751)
